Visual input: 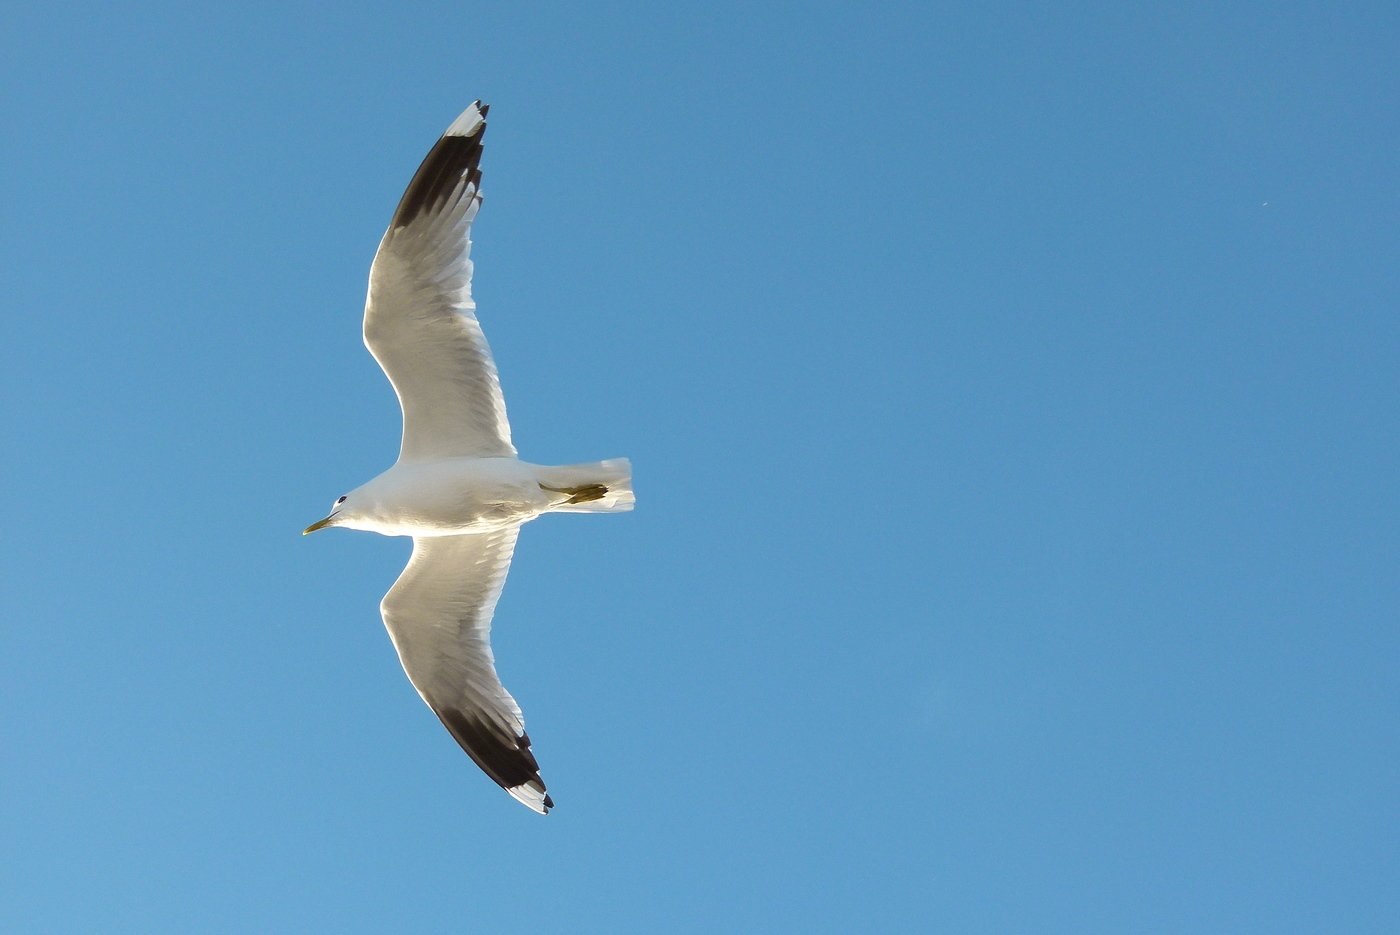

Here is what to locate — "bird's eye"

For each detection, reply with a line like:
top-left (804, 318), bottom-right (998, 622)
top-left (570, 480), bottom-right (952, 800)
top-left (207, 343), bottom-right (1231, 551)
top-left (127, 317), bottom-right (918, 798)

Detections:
top-left (336, 496), bottom-right (347, 505)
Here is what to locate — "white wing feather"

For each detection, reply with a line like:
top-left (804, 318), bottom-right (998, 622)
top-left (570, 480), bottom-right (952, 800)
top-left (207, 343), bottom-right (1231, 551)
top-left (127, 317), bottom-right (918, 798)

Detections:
top-left (363, 102), bottom-right (515, 462)
top-left (380, 529), bottom-right (552, 814)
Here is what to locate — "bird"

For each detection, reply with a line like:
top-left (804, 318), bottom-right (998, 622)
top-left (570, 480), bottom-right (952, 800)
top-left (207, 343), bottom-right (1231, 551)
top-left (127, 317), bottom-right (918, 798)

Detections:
top-left (303, 101), bottom-right (633, 814)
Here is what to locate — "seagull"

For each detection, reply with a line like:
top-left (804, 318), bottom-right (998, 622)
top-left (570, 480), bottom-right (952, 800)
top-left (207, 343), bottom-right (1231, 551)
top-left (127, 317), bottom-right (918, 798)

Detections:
top-left (303, 102), bottom-right (633, 814)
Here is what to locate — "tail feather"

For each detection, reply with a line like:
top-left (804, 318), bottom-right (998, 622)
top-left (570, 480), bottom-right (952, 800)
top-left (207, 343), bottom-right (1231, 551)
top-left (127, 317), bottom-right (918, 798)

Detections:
top-left (538, 458), bottom-right (634, 513)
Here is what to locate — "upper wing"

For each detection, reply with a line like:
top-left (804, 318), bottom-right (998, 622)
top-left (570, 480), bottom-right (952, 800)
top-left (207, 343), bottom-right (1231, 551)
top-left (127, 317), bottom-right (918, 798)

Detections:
top-left (363, 102), bottom-right (515, 462)
top-left (380, 529), bottom-right (552, 814)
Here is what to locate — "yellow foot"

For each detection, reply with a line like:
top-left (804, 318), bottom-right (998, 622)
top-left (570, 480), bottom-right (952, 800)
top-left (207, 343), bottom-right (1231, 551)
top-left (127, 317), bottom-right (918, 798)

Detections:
top-left (540, 483), bottom-right (608, 505)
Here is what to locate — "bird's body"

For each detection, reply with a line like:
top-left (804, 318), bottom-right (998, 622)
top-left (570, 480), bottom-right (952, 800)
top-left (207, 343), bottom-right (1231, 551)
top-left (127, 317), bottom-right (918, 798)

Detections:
top-left (332, 456), bottom-right (634, 537)
top-left (304, 101), bottom-right (632, 815)
top-left (337, 458), bottom-right (545, 536)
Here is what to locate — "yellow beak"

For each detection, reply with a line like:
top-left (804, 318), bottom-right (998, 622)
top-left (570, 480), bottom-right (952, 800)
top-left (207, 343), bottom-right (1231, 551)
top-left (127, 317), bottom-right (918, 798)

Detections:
top-left (302, 515), bottom-right (336, 535)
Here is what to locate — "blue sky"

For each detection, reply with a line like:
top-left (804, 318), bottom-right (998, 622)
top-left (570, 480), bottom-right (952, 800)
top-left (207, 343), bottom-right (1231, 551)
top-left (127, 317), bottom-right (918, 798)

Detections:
top-left (4, 1), bottom-right (1397, 931)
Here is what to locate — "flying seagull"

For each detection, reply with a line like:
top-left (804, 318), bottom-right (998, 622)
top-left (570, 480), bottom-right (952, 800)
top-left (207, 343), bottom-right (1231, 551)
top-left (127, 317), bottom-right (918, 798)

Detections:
top-left (304, 102), bottom-right (633, 814)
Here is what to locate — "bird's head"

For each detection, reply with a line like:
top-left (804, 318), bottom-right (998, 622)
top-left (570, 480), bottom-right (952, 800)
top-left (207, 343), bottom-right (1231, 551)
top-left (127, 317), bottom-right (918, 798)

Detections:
top-left (303, 493), bottom-right (350, 535)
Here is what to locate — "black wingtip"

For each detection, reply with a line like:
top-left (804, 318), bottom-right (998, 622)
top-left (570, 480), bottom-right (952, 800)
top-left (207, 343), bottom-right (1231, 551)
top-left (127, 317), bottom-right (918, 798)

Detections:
top-left (436, 708), bottom-right (550, 807)
top-left (388, 105), bottom-right (487, 230)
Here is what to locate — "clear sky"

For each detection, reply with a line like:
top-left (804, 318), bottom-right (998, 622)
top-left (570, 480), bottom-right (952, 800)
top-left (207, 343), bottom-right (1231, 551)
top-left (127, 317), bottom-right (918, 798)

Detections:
top-left (4, 2), bottom-right (1397, 932)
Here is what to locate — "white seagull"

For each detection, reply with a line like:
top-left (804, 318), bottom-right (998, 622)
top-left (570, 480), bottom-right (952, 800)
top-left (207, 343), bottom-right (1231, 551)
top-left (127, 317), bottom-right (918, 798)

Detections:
top-left (304, 102), bottom-right (633, 814)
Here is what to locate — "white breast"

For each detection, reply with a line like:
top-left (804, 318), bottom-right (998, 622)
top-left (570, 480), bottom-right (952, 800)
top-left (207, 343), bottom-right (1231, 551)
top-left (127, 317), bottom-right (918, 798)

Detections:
top-left (350, 458), bottom-right (550, 537)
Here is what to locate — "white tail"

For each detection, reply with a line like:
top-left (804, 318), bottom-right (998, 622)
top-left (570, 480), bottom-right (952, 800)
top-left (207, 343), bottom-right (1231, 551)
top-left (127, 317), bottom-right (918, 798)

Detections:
top-left (537, 457), bottom-right (634, 513)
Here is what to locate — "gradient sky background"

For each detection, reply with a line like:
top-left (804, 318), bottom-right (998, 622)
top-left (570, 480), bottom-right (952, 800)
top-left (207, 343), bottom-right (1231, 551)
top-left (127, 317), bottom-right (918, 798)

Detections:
top-left (4, 2), bottom-right (1397, 932)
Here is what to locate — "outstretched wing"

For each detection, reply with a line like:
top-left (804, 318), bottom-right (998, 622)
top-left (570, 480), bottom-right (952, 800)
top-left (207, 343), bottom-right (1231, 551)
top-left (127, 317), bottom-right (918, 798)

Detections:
top-left (380, 529), bottom-right (552, 814)
top-left (363, 101), bottom-right (515, 462)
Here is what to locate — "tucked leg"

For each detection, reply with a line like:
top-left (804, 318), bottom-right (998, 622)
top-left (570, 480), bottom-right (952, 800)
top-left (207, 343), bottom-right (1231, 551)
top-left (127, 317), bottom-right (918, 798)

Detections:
top-left (540, 483), bottom-right (608, 505)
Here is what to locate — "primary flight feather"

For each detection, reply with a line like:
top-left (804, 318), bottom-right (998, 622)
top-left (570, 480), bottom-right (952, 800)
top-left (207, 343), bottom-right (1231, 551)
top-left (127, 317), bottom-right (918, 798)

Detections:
top-left (304, 101), bottom-right (634, 814)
